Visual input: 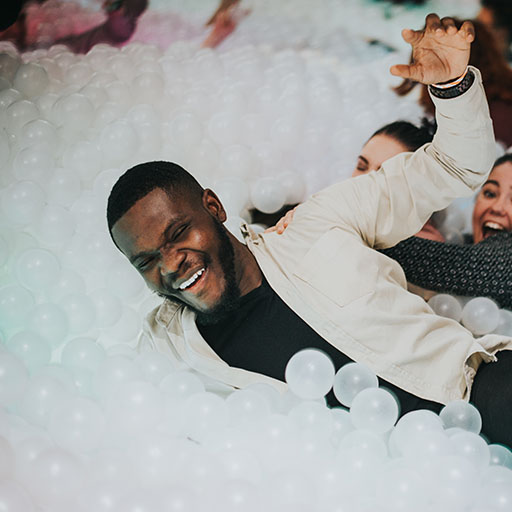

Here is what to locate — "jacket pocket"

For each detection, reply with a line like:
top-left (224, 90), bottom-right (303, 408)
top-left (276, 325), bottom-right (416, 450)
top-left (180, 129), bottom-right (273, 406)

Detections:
top-left (293, 229), bottom-right (379, 307)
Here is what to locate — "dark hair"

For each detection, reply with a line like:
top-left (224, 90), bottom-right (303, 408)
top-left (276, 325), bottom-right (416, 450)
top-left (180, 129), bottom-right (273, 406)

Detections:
top-left (493, 153), bottom-right (512, 168)
top-left (106, 161), bottom-right (204, 236)
top-left (371, 118), bottom-right (435, 152)
top-left (481, 0), bottom-right (512, 36)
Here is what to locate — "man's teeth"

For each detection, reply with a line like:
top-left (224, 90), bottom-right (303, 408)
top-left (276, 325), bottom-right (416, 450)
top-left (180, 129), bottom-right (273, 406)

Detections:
top-left (179, 268), bottom-right (205, 290)
top-left (483, 222), bottom-right (504, 231)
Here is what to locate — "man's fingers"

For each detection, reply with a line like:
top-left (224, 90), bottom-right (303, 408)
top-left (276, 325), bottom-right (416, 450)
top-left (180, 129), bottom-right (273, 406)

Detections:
top-left (425, 13), bottom-right (441, 31)
top-left (460, 20), bottom-right (475, 42)
top-left (440, 16), bottom-right (457, 35)
top-left (401, 28), bottom-right (422, 45)
top-left (390, 63), bottom-right (414, 79)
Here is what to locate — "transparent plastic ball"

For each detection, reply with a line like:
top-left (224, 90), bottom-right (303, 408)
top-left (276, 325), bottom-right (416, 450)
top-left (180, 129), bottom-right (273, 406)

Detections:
top-left (159, 370), bottom-right (205, 399)
top-left (333, 362), bottom-right (379, 407)
top-left (440, 400), bottom-right (482, 434)
top-left (428, 294), bottom-right (463, 321)
top-left (2, 180), bottom-right (46, 225)
top-left (0, 479), bottom-right (35, 512)
top-left (28, 302), bottom-right (69, 347)
top-left (493, 309), bottom-right (512, 336)
top-left (48, 396), bottom-right (106, 454)
top-left (183, 392), bottom-right (229, 442)
top-left (14, 248), bottom-right (61, 291)
top-left (58, 293), bottom-right (97, 335)
top-left (61, 337), bottom-right (106, 373)
top-left (250, 177), bottom-right (287, 214)
top-left (285, 348), bottom-right (335, 400)
top-left (489, 444), bottom-right (512, 469)
top-left (288, 400), bottom-right (333, 438)
top-left (88, 288), bottom-right (123, 328)
top-left (0, 284), bottom-right (35, 329)
top-left (461, 297), bottom-right (500, 335)
top-left (226, 389), bottom-right (271, 426)
top-left (19, 119), bottom-right (58, 151)
top-left (13, 62), bottom-right (49, 98)
top-left (12, 146), bottom-right (55, 183)
top-left (135, 351), bottom-right (174, 386)
top-left (0, 352), bottom-right (29, 407)
top-left (99, 120), bottom-right (139, 165)
top-left (5, 100), bottom-right (39, 137)
top-left (52, 93), bottom-right (94, 131)
top-left (450, 431), bottom-right (490, 470)
top-left (350, 387), bottom-right (399, 434)
top-left (6, 330), bottom-right (51, 372)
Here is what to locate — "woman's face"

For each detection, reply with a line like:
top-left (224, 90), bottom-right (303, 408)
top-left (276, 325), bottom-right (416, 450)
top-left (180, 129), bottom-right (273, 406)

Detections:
top-left (352, 134), bottom-right (409, 178)
top-left (472, 161), bottom-right (512, 243)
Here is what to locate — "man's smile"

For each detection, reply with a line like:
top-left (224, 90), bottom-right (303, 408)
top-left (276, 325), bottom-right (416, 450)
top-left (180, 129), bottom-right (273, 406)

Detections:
top-left (177, 266), bottom-right (206, 291)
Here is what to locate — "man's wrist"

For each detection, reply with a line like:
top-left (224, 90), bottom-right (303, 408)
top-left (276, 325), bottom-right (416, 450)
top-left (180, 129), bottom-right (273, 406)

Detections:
top-left (428, 69), bottom-right (475, 99)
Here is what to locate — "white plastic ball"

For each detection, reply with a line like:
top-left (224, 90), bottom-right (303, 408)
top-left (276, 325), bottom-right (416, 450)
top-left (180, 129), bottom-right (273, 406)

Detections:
top-left (0, 352), bottom-right (29, 408)
top-left (0, 480), bottom-right (35, 512)
top-left (14, 248), bottom-right (60, 291)
top-left (183, 392), bottom-right (229, 442)
top-left (28, 302), bottom-right (69, 347)
top-left (288, 400), bottom-right (333, 438)
top-left (13, 63), bottom-right (49, 98)
top-left (33, 204), bottom-right (76, 247)
top-left (46, 168), bottom-right (82, 208)
top-left (285, 349), bottom-right (335, 400)
top-left (159, 370), bottom-right (205, 399)
top-left (214, 177), bottom-right (249, 215)
top-left (350, 387), bottom-right (399, 434)
top-left (88, 288), bottom-right (123, 328)
top-left (12, 146), bottom-right (55, 183)
top-left (18, 374), bottom-right (68, 427)
top-left (1, 180), bottom-right (46, 225)
top-left (489, 444), bottom-right (512, 469)
top-left (226, 389), bottom-right (271, 426)
top-left (52, 93), bottom-right (94, 131)
top-left (6, 330), bottom-right (51, 372)
top-left (250, 177), bottom-right (287, 214)
top-left (61, 337), bottom-right (106, 373)
top-left (26, 446), bottom-right (83, 507)
top-left (135, 351), bottom-right (174, 385)
top-left (100, 120), bottom-right (139, 165)
top-left (106, 380), bottom-right (163, 435)
top-left (333, 362), bottom-right (378, 407)
top-left (19, 118), bottom-right (58, 151)
top-left (48, 396), bottom-right (106, 454)
top-left (493, 309), bottom-right (512, 336)
top-left (440, 400), bottom-right (482, 434)
top-left (0, 284), bottom-right (35, 329)
top-left (450, 431), bottom-right (490, 470)
top-left (5, 100), bottom-right (39, 137)
top-left (428, 294), bottom-right (463, 321)
top-left (58, 293), bottom-right (97, 335)
top-left (461, 297), bottom-right (500, 335)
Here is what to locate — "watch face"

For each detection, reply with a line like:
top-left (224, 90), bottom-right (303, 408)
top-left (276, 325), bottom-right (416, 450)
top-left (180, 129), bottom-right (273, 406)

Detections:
top-left (104, 0), bottom-right (124, 13)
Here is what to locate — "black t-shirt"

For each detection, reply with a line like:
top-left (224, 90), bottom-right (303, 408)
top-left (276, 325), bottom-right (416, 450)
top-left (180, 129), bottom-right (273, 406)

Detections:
top-left (197, 276), bottom-right (442, 415)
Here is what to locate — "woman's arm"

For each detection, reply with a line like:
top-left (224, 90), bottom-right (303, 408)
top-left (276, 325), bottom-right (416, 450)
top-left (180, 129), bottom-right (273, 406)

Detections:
top-left (381, 232), bottom-right (512, 309)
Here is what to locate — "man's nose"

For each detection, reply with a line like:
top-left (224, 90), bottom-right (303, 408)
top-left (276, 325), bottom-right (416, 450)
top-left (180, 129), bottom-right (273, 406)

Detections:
top-left (159, 246), bottom-right (185, 278)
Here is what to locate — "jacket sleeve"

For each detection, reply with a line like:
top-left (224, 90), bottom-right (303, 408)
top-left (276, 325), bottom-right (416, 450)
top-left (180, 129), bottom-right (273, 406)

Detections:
top-left (301, 67), bottom-right (495, 249)
top-left (381, 233), bottom-right (512, 309)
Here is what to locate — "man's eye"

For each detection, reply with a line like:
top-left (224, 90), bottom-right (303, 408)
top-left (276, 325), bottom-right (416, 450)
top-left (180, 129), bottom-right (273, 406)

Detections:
top-left (138, 258), bottom-right (154, 271)
top-left (483, 189), bottom-right (496, 198)
top-left (172, 224), bottom-right (188, 241)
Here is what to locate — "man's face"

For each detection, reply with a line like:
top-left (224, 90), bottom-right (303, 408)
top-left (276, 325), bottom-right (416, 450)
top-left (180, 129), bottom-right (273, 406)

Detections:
top-left (111, 187), bottom-right (240, 319)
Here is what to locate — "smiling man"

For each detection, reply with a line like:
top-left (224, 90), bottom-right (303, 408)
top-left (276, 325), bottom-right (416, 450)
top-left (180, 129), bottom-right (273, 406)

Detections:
top-left (108, 15), bottom-right (512, 446)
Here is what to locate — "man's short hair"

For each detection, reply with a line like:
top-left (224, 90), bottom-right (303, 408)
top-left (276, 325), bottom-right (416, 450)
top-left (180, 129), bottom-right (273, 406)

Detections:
top-left (106, 161), bottom-right (204, 236)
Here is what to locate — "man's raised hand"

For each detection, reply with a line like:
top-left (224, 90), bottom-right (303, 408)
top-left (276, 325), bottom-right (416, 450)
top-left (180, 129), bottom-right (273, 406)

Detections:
top-left (390, 14), bottom-right (474, 85)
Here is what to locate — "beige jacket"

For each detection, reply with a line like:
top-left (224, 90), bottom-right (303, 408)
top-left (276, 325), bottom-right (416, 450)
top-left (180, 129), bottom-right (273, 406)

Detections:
top-left (141, 67), bottom-right (512, 404)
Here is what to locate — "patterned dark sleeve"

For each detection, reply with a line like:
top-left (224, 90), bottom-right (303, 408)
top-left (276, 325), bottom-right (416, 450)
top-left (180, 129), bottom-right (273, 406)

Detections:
top-left (380, 232), bottom-right (512, 310)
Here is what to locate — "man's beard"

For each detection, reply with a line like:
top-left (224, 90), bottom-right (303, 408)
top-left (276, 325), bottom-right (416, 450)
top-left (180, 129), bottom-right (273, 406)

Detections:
top-left (157, 220), bottom-right (241, 325)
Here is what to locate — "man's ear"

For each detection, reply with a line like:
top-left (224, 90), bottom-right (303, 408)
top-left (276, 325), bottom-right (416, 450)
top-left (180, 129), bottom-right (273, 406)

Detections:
top-left (202, 188), bottom-right (227, 222)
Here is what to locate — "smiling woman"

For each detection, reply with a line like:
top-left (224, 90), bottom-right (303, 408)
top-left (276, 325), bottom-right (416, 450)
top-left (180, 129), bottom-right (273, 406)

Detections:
top-left (382, 154), bottom-right (512, 309)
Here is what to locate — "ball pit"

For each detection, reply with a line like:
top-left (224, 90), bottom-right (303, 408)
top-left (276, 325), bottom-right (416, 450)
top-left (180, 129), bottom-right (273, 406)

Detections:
top-left (1, 0), bottom-right (511, 510)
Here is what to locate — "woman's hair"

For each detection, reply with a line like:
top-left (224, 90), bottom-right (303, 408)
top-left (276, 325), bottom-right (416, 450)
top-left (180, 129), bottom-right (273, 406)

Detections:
top-left (371, 118), bottom-right (436, 152)
top-left (493, 153), bottom-right (512, 168)
top-left (395, 19), bottom-right (512, 114)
